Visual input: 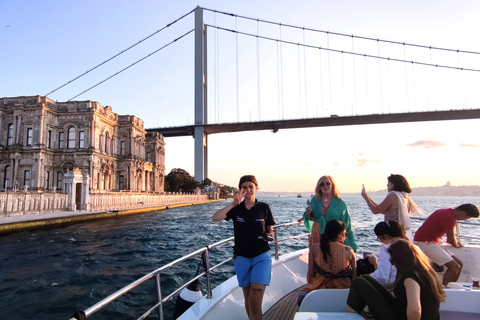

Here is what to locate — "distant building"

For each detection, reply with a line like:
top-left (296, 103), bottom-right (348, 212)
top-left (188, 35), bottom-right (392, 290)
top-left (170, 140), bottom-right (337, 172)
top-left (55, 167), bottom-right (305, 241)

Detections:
top-left (0, 96), bottom-right (166, 192)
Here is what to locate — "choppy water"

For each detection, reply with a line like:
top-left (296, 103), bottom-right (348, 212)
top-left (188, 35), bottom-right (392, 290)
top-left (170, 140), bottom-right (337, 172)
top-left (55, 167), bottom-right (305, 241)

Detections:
top-left (1, 195), bottom-right (479, 320)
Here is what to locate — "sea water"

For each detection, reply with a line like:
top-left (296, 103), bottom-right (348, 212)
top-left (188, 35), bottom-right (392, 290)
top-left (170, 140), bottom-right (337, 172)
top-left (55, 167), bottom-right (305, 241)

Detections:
top-left (0, 195), bottom-right (479, 320)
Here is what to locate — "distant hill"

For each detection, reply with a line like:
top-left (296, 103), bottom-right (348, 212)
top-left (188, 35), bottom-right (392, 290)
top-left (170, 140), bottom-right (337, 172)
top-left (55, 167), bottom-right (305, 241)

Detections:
top-left (259, 185), bottom-right (480, 197)
top-left (360, 185), bottom-right (480, 197)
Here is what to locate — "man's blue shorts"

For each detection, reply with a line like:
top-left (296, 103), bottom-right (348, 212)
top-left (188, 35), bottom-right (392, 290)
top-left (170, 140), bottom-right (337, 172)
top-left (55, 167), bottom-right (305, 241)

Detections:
top-left (234, 251), bottom-right (272, 288)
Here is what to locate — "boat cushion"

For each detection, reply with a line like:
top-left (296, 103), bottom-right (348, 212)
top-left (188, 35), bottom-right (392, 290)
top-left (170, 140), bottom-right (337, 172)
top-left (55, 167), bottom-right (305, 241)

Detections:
top-left (294, 312), bottom-right (364, 320)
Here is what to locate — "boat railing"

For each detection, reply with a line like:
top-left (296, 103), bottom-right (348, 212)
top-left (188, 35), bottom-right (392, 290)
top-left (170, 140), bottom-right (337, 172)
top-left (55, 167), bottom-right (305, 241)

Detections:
top-left (411, 216), bottom-right (480, 243)
top-left (69, 221), bottom-right (308, 320)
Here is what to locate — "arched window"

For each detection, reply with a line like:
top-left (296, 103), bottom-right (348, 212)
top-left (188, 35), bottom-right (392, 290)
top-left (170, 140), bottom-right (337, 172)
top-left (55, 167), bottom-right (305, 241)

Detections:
top-left (67, 127), bottom-right (76, 149)
top-left (4, 165), bottom-right (11, 189)
top-left (7, 124), bottom-right (13, 146)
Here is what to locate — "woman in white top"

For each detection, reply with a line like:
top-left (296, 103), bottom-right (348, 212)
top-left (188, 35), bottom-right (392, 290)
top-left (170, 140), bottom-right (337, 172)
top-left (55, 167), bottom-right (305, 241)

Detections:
top-left (369, 220), bottom-right (407, 288)
top-left (362, 174), bottom-right (423, 241)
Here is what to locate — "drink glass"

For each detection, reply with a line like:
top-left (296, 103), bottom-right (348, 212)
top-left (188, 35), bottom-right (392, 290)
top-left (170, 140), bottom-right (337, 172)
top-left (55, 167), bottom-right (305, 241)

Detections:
top-left (472, 277), bottom-right (479, 288)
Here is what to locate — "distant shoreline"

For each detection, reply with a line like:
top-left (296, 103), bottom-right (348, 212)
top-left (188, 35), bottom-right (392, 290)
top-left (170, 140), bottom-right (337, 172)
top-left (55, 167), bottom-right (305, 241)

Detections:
top-left (259, 185), bottom-right (480, 197)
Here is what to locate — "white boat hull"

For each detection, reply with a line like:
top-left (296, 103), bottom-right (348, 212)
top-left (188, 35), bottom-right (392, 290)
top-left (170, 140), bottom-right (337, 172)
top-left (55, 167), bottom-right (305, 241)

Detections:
top-left (179, 245), bottom-right (480, 319)
top-left (178, 249), bottom-right (309, 319)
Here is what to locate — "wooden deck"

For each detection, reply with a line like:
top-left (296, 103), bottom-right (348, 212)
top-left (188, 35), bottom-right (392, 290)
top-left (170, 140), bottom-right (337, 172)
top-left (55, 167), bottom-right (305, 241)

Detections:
top-left (263, 286), bottom-right (375, 320)
top-left (263, 285), bottom-right (306, 320)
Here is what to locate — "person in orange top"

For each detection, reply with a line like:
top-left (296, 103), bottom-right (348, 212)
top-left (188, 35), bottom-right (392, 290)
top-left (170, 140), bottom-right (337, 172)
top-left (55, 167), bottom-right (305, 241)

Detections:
top-left (298, 219), bottom-right (356, 305)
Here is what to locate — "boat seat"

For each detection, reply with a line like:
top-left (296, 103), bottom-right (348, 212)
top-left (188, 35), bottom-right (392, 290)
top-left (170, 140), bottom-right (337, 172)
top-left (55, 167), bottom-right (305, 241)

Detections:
top-left (299, 288), bottom-right (480, 319)
top-left (298, 289), bottom-right (350, 312)
top-left (440, 289), bottom-right (480, 313)
top-left (294, 312), bottom-right (363, 319)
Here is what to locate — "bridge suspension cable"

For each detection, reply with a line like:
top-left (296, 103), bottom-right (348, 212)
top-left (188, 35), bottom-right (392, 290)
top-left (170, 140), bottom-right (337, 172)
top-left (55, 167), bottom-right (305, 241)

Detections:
top-left (67, 29), bottom-right (194, 101)
top-left (205, 24), bottom-right (480, 73)
top-left (45, 9), bottom-right (195, 98)
top-left (202, 7), bottom-right (480, 56)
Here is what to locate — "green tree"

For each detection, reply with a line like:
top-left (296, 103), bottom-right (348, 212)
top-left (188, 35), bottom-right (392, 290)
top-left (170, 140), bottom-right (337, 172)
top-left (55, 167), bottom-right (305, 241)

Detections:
top-left (164, 168), bottom-right (199, 193)
top-left (200, 178), bottom-right (214, 189)
top-left (220, 185), bottom-right (237, 198)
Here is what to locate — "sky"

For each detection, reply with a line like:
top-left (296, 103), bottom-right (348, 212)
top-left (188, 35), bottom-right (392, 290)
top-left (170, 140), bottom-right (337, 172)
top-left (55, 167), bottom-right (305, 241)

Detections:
top-left (2, 0), bottom-right (480, 193)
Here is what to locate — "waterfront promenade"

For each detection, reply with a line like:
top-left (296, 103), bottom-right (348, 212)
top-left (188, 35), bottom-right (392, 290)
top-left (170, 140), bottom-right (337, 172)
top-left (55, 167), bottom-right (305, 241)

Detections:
top-left (0, 198), bottom-right (224, 235)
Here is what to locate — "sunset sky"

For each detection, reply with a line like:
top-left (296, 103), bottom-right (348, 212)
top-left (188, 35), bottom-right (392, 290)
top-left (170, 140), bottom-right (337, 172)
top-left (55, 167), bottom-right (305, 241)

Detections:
top-left (2, 0), bottom-right (480, 193)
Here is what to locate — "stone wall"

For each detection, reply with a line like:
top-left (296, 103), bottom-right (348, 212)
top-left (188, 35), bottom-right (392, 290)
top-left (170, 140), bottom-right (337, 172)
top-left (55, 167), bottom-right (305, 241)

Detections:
top-left (0, 191), bottom-right (208, 216)
top-left (89, 191), bottom-right (208, 211)
top-left (0, 192), bottom-right (67, 216)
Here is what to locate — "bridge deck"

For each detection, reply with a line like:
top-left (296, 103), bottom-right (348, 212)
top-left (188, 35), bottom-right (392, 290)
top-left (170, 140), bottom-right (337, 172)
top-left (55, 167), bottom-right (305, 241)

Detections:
top-left (147, 109), bottom-right (480, 137)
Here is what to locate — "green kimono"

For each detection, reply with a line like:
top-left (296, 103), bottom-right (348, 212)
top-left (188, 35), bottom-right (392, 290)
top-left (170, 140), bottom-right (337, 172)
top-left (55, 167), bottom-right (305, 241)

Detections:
top-left (303, 196), bottom-right (357, 250)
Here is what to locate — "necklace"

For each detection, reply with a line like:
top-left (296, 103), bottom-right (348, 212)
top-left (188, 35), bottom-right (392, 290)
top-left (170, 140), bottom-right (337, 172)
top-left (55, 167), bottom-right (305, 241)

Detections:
top-left (324, 198), bottom-right (328, 202)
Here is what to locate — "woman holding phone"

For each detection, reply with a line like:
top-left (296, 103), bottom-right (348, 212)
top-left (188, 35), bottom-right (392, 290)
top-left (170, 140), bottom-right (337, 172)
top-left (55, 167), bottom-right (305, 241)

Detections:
top-left (362, 174), bottom-right (423, 241)
top-left (212, 175), bottom-right (275, 320)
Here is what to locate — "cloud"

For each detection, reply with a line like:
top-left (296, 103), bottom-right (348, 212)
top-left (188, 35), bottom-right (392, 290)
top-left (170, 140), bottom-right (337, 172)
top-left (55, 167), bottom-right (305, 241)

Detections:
top-left (352, 158), bottom-right (380, 167)
top-left (460, 143), bottom-right (480, 148)
top-left (406, 140), bottom-right (446, 149)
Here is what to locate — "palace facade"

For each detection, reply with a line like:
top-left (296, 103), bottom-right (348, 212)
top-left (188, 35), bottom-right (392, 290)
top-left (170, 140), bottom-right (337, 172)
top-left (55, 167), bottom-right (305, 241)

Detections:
top-left (0, 96), bottom-right (166, 193)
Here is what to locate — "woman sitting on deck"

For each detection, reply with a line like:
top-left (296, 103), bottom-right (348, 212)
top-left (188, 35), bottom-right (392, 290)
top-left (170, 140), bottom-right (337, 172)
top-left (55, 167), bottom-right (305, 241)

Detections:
top-left (298, 220), bottom-right (357, 305)
top-left (346, 239), bottom-right (445, 320)
top-left (369, 220), bottom-right (407, 288)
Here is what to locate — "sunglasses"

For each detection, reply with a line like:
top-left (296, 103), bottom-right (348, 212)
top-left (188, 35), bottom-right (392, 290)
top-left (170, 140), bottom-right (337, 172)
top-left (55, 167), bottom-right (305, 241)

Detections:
top-left (319, 182), bottom-right (331, 187)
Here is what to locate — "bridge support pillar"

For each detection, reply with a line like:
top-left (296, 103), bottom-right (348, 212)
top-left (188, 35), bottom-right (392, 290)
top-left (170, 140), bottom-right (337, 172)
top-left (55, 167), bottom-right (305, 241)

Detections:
top-left (194, 6), bottom-right (208, 183)
top-left (194, 128), bottom-right (207, 184)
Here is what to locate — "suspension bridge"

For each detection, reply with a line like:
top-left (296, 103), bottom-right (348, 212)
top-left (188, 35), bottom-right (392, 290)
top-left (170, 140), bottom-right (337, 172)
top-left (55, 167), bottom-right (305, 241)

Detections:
top-left (46, 6), bottom-right (480, 183)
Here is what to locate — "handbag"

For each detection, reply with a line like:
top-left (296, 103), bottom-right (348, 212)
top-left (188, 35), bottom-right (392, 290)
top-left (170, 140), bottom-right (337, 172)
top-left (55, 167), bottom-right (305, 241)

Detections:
top-left (356, 258), bottom-right (375, 275)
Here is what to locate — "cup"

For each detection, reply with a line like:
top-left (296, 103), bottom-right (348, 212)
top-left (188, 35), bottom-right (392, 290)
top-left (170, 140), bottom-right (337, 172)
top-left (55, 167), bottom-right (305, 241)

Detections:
top-left (363, 251), bottom-right (373, 259)
top-left (472, 277), bottom-right (479, 288)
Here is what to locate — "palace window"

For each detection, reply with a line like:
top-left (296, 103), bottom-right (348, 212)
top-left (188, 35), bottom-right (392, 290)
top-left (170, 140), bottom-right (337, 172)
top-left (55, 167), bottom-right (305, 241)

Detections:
top-left (99, 135), bottom-right (105, 153)
top-left (47, 130), bottom-right (52, 148)
top-left (105, 132), bottom-right (110, 154)
top-left (45, 171), bottom-right (50, 189)
top-left (4, 165), bottom-right (11, 190)
top-left (79, 131), bottom-right (85, 148)
top-left (57, 172), bottom-right (63, 190)
top-left (67, 127), bottom-right (76, 149)
top-left (120, 141), bottom-right (126, 155)
top-left (7, 124), bottom-right (13, 146)
top-left (59, 132), bottom-right (64, 149)
top-left (24, 170), bottom-right (31, 187)
top-left (119, 175), bottom-right (125, 190)
top-left (27, 128), bottom-right (33, 146)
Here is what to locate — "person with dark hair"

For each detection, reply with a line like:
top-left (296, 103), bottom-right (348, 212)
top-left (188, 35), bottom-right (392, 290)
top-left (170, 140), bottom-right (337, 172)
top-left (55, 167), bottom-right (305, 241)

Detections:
top-left (413, 203), bottom-right (480, 286)
top-left (302, 175), bottom-right (357, 250)
top-left (212, 175), bottom-right (275, 320)
top-left (346, 239), bottom-right (445, 320)
top-left (361, 174), bottom-right (423, 240)
top-left (369, 221), bottom-right (407, 287)
top-left (297, 220), bottom-right (356, 305)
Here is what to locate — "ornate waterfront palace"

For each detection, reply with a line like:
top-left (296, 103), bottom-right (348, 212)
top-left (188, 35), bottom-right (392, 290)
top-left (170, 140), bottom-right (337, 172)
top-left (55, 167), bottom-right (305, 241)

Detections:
top-left (0, 95), bottom-right (166, 193)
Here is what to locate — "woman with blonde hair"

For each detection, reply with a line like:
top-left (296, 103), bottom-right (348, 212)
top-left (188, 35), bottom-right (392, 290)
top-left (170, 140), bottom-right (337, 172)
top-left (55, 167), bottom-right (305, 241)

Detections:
top-left (346, 239), bottom-right (445, 320)
top-left (302, 175), bottom-right (357, 250)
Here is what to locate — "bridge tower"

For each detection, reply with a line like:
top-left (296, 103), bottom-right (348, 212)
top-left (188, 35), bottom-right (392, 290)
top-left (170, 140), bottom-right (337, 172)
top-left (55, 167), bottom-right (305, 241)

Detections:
top-left (194, 6), bottom-right (208, 183)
